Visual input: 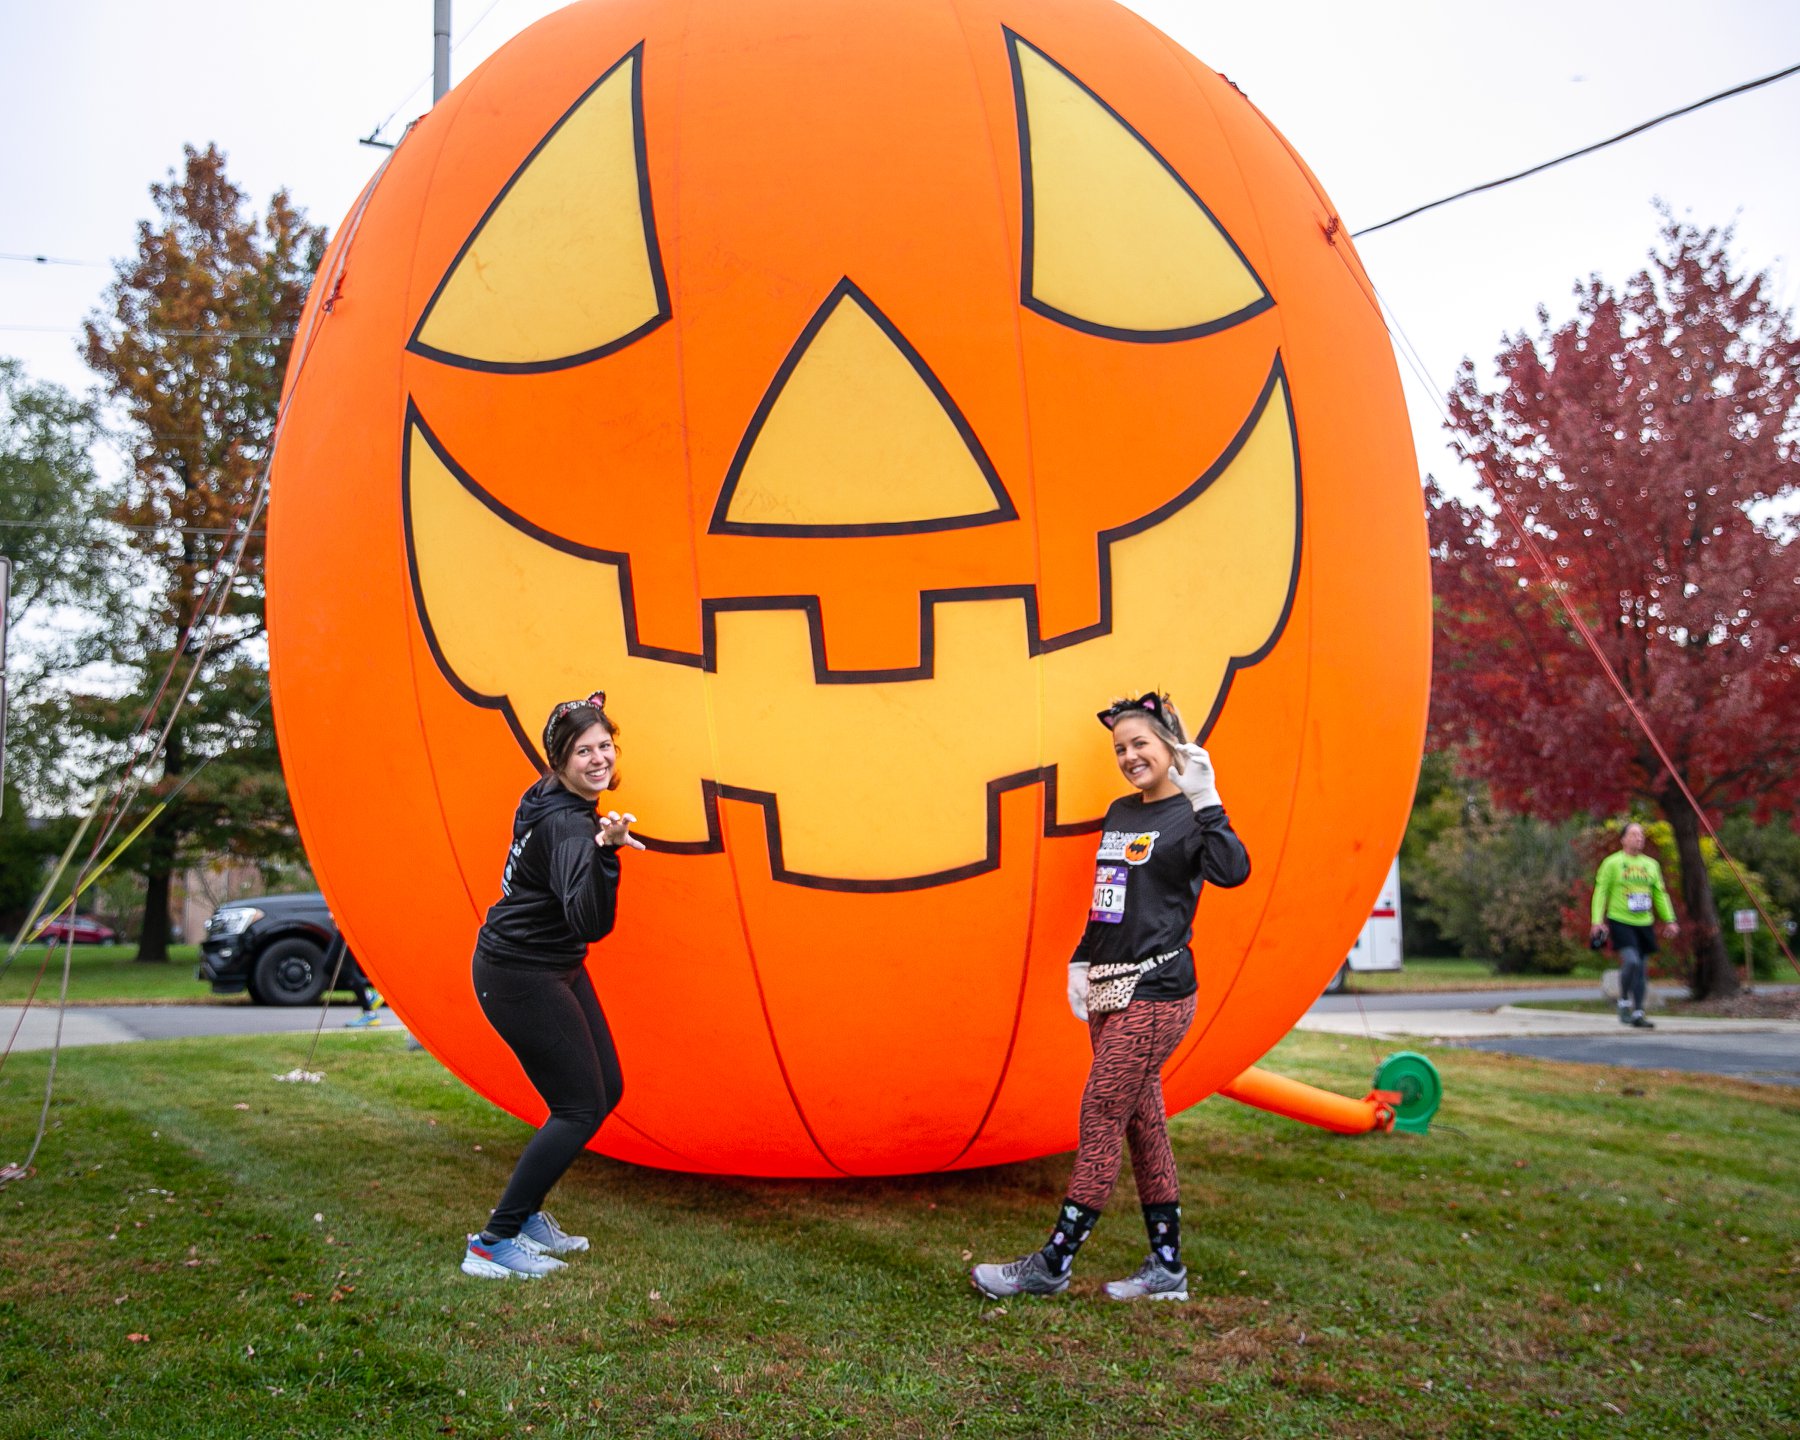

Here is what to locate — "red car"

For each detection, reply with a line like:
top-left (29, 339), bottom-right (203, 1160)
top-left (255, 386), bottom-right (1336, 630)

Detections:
top-left (31, 915), bottom-right (119, 945)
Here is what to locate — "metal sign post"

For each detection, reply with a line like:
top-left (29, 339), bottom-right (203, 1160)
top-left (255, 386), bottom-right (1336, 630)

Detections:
top-left (1733, 908), bottom-right (1758, 990)
top-left (0, 555), bottom-right (11, 819)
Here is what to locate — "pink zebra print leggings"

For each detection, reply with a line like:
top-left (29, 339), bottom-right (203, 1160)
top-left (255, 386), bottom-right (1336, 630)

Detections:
top-left (1066, 993), bottom-right (1198, 1211)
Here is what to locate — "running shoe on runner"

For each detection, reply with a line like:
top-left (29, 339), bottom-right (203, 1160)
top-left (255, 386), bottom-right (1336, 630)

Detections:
top-left (461, 1235), bottom-right (567, 1279)
top-left (970, 1250), bottom-right (1069, 1298)
top-left (1102, 1254), bottom-right (1189, 1301)
top-left (518, 1210), bottom-right (589, 1255)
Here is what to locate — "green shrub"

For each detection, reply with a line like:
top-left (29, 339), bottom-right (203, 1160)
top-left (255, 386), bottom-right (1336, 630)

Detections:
top-left (1413, 813), bottom-right (1590, 974)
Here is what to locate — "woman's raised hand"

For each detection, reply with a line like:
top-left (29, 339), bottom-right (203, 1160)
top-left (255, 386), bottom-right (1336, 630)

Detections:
top-left (1170, 743), bottom-right (1223, 811)
top-left (598, 811), bottom-right (647, 850)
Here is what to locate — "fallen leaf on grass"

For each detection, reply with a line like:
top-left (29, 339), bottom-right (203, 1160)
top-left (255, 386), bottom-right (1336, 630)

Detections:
top-left (126, 1333), bottom-right (149, 1343)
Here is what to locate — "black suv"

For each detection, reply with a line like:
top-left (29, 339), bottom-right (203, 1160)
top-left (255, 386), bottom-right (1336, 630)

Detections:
top-left (198, 892), bottom-right (368, 1006)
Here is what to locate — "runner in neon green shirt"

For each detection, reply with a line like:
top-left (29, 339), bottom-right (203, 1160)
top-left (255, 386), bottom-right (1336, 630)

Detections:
top-left (1589, 824), bottom-right (1679, 1028)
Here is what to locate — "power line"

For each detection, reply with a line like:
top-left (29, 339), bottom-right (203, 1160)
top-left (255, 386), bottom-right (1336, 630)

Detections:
top-left (1355, 59), bottom-right (1800, 237)
top-left (0, 252), bottom-right (105, 269)
top-left (0, 323), bottom-right (294, 341)
top-left (0, 519), bottom-right (267, 538)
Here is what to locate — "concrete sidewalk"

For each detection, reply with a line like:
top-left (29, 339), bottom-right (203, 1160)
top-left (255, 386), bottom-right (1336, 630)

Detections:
top-left (1, 1002), bottom-right (406, 1052)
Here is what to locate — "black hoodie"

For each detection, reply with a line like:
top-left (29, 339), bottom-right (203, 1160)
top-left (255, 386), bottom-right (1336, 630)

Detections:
top-left (474, 777), bottom-right (621, 970)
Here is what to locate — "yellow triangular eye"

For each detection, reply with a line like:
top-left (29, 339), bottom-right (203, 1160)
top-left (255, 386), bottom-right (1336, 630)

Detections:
top-left (409, 43), bottom-right (668, 372)
top-left (1007, 31), bottom-right (1270, 341)
top-left (710, 280), bottom-right (1015, 536)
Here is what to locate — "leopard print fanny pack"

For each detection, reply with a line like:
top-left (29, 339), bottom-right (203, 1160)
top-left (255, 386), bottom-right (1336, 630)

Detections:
top-left (1087, 949), bottom-right (1184, 1014)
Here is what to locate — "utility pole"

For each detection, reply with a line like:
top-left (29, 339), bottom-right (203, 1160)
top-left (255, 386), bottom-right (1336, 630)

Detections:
top-left (434, 0), bottom-right (453, 104)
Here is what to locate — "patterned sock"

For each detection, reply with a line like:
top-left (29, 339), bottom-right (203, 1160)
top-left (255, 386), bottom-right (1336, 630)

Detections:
top-left (1143, 1202), bottom-right (1182, 1269)
top-left (1039, 1198), bottom-right (1101, 1276)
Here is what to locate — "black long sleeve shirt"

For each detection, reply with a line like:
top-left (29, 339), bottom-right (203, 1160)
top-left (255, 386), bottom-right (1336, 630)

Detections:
top-left (474, 778), bottom-right (621, 970)
top-left (1072, 793), bottom-right (1251, 1001)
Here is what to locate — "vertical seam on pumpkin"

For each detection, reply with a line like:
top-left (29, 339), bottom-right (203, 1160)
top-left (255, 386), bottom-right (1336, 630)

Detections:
top-left (1145, 26), bottom-right (1313, 1090)
top-left (932, 0), bottom-right (1047, 1173)
top-left (658, 0), bottom-right (847, 1178)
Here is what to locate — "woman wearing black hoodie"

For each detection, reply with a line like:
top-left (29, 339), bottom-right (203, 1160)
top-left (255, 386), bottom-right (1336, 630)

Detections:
top-left (461, 692), bottom-right (644, 1280)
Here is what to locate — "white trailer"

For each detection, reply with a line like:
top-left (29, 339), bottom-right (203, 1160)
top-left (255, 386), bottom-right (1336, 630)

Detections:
top-left (1323, 857), bottom-right (1403, 993)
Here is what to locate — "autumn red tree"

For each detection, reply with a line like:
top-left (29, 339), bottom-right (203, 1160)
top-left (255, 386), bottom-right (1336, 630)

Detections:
top-left (79, 145), bottom-right (325, 960)
top-left (1429, 213), bottom-right (1799, 999)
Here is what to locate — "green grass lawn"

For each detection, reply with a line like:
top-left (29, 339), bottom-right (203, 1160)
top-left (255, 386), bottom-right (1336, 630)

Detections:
top-left (1345, 956), bottom-right (1604, 994)
top-left (1, 1031), bottom-right (1795, 1438)
top-left (0, 944), bottom-right (226, 1006)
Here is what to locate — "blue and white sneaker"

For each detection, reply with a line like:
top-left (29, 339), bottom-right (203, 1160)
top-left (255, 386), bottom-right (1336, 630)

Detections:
top-left (461, 1235), bottom-right (567, 1279)
top-left (517, 1210), bottom-right (589, 1256)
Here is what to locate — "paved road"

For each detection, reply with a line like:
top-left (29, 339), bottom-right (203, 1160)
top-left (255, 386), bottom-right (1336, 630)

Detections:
top-left (1455, 1031), bottom-right (1800, 1086)
top-left (1304, 984), bottom-right (1800, 1086)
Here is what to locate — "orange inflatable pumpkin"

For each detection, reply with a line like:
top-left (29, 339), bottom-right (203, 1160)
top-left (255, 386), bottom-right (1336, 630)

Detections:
top-left (267, 0), bottom-right (1428, 1176)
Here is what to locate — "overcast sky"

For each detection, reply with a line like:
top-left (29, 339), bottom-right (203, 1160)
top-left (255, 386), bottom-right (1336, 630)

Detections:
top-left (3, 0), bottom-right (1798, 493)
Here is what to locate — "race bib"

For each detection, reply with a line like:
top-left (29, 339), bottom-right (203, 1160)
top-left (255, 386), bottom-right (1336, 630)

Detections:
top-left (1090, 864), bottom-right (1128, 924)
top-left (1626, 892), bottom-right (1652, 914)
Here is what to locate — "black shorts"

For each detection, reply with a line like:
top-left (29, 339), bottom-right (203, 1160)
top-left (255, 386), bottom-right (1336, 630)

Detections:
top-left (1607, 919), bottom-right (1658, 956)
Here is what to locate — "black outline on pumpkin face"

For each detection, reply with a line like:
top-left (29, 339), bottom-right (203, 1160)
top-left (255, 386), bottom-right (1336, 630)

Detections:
top-left (406, 41), bottom-right (671, 374)
top-left (1006, 28), bottom-right (1274, 343)
top-left (401, 357), bottom-right (1302, 892)
top-left (708, 277), bottom-right (1019, 538)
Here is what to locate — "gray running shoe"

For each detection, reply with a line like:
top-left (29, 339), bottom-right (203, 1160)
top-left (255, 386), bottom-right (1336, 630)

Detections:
top-left (1103, 1254), bottom-right (1189, 1302)
top-left (971, 1250), bottom-right (1069, 1298)
top-left (518, 1210), bottom-right (589, 1255)
top-left (1630, 1011), bottom-right (1655, 1029)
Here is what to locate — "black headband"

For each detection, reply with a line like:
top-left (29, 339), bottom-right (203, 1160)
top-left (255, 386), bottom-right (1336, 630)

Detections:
top-left (542, 691), bottom-right (607, 757)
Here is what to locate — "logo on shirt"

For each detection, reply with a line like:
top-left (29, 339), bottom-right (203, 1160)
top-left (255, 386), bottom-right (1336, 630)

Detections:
top-left (500, 828), bottom-right (532, 897)
top-left (1098, 829), bottom-right (1159, 866)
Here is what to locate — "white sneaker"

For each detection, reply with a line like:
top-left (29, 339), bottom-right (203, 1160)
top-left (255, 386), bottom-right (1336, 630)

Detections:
top-left (1103, 1254), bottom-right (1189, 1301)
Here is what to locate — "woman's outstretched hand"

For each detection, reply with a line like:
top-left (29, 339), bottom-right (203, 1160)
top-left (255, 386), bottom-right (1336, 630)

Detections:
top-left (598, 811), bottom-right (647, 850)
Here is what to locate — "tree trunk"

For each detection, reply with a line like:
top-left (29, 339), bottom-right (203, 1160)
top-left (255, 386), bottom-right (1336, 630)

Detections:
top-left (134, 806), bottom-right (177, 963)
top-left (1663, 794), bottom-right (1736, 1001)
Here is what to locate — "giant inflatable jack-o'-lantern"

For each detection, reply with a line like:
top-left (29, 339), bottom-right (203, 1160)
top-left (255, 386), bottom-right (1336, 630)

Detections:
top-left (268, 0), bottom-right (1432, 1176)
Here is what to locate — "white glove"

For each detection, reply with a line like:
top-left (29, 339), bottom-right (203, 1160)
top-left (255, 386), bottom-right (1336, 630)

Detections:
top-left (1171, 743), bottom-right (1222, 811)
top-left (1067, 963), bottom-right (1090, 1022)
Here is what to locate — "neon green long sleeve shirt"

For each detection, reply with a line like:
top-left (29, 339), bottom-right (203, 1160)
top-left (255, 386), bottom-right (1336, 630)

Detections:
top-left (1591, 851), bottom-right (1675, 927)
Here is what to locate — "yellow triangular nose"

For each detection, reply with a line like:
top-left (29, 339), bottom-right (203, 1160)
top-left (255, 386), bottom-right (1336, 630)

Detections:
top-left (710, 280), bottom-right (1015, 536)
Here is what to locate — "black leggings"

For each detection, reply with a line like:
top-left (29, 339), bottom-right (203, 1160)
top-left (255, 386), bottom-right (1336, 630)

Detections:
top-left (1608, 921), bottom-right (1656, 1012)
top-left (471, 952), bottom-right (623, 1238)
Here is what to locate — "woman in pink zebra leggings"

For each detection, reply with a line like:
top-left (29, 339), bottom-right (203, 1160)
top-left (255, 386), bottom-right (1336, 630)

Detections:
top-left (972, 692), bottom-right (1250, 1302)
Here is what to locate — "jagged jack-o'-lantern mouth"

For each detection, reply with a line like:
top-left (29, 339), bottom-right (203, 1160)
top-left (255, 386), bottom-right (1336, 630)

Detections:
top-left (399, 31), bottom-right (1301, 889)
